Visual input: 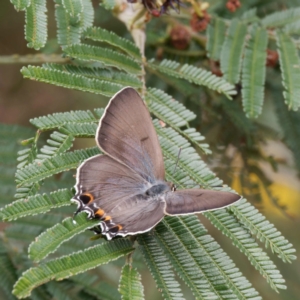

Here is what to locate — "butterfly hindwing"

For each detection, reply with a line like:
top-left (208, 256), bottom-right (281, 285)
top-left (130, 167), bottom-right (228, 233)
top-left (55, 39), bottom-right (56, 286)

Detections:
top-left (72, 155), bottom-right (166, 239)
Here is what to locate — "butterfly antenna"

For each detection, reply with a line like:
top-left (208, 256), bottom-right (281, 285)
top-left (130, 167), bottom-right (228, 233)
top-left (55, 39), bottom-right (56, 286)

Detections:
top-left (173, 147), bottom-right (182, 174)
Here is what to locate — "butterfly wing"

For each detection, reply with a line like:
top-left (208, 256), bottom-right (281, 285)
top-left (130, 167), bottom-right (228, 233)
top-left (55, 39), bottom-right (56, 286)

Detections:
top-left (96, 87), bottom-right (165, 182)
top-left (72, 155), bottom-right (166, 240)
top-left (164, 189), bottom-right (240, 215)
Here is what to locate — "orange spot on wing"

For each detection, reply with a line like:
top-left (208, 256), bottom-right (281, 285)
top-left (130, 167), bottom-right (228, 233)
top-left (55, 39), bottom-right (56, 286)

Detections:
top-left (80, 193), bottom-right (94, 204)
top-left (95, 209), bottom-right (105, 218)
top-left (103, 215), bottom-right (111, 221)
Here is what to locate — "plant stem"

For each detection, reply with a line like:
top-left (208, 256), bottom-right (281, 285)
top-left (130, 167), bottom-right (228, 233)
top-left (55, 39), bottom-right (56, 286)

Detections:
top-left (0, 54), bottom-right (69, 64)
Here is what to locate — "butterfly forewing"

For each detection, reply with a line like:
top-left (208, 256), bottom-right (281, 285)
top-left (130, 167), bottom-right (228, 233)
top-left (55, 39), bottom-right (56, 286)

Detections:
top-left (73, 155), bottom-right (165, 239)
top-left (97, 87), bottom-right (165, 182)
top-left (164, 189), bottom-right (241, 215)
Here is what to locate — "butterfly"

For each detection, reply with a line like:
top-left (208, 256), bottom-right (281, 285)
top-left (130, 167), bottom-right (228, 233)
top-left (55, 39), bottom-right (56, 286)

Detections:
top-left (71, 87), bottom-right (240, 240)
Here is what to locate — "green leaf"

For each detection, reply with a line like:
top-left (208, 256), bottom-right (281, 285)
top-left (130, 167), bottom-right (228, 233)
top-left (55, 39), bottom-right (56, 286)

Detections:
top-left (0, 124), bottom-right (35, 205)
top-left (0, 240), bottom-right (18, 300)
top-left (119, 265), bottom-right (144, 300)
top-left (61, 122), bottom-right (97, 137)
top-left (30, 109), bottom-right (96, 130)
top-left (21, 66), bottom-right (122, 97)
top-left (181, 127), bottom-right (211, 155)
top-left (0, 189), bottom-right (72, 221)
top-left (37, 131), bottom-right (74, 160)
top-left (240, 8), bottom-right (259, 23)
top-left (71, 275), bottom-right (121, 300)
top-left (148, 59), bottom-right (237, 99)
top-left (230, 200), bottom-right (297, 263)
top-left (13, 239), bottom-right (134, 298)
top-left (80, 0), bottom-right (94, 30)
top-left (83, 27), bottom-right (142, 61)
top-left (25, 0), bottom-right (47, 50)
top-left (176, 215), bottom-right (262, 300)
top-left (206, 206), bottom-right (286, 292)
top-left (44, 63), bottom-right (142, 88)
top-left (10, 0), bottom-right (30, 11)
top-left (262, 7), bottom-right (300, 28)
top-left (146, 88), bottom-right (196, 127)
top-left (206, 17), bottom-right (227, 61)
top-left (45, 281), bottom-right (79, 300)
top-left (276, 31), bottom-right (300, 110)
top-left (220, 19), bottom-right (247, 84)
top-left (15, 128), bottom-right (39, 169)
top-left (28, 212), bottom-right (99, 262)
top-left (147, 90), bottom-right (210, 153)
top-left (241, 26), bottom-right (268, 118)
top-left (15, 147), bottom-right (100, 187)
top-left (54, 0), bottom-right (93, 46)
top-left (272, 81), bottom-right (300, 174)
top-left (101, 0), bottom-right (116, 10)
top-left (54, 0), bottom-right (82, 46)
top-left (156, 219), bottom-right (218, 299)
top-left (61, 0), bottom-right (82, 19)
top-left (137, 234), bottom-right (184, 300)
top-left (63, 44), bottom-right (142, 75)
top-left (283, 19), bottom-right (300, 34)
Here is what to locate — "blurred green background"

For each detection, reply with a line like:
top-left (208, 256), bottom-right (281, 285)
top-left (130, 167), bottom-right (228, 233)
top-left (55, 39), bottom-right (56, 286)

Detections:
top-left (0, 1), bottom-right (299, 299)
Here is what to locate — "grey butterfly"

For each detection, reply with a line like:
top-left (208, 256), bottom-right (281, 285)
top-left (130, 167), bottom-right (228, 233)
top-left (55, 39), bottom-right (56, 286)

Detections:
top-left (71, 87), bottom-right (241, 240)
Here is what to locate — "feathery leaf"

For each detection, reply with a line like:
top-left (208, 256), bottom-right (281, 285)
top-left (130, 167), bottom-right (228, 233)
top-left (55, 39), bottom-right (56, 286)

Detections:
top-left (119, 265), bottom-right (145, 300)
top-left (28, 212), bottom-right (99, 262)
top-left (220, 19), bottom-right (247, 84)
top-left (54, 0), bottom-right (82, 46)
top-left (21, 66), bottom-right (122, 97)
top-left (177, 215), bottom-right (262, 300)
top-left (148, 59), bottom-right (237, 99)
top-left (61, 0), bottom-right (82, 19)
top-left (272, 81), bottom-right (300, 174)
top-left (146, 88), bottom-right (196, 127)
top-left (230, 200), bottom-right (297, 263)
top-left (206, 17), bottom-right (227, 61)
top-left (262, 7), bottom-right (300, 28)
top-left (30, 109), bottom-right (96, 130)
top-left (10, 0), bottom-right (30, 11)
top-left (63, 44), bottom-right (142, 75)
top-left (206, 207), bottom-right (286, 292)
top-left (276, 31), bottom-right (300, 110)
top-left (13, 239), bottom-right (134, 298)
top-left (0, 189), bottom-right (72, 221)
top-left (37, 132), bottom-right (74, 160)
top-left (15, 147), bottom-right (100, 187)
top-left (44, 63), bottom-right (142, 88)
top-left (71, 275), bottom-right (121, 300)
top-left (241, 26), bottom-right (268, 118)
top-left (138, 234), bottom-right (184, 300)
top-left (61, 122), bottom-right (97, 137)
top-left (156, 218), bottom-right (219, 299)
top-left (83, 27), bottom-right (142, 61)
top-left (0, 240), bottom-right (18, 300)
top-left (283, 20), bottom-right (300, 34)
top-left (25, 0), bottom-right (47, 50)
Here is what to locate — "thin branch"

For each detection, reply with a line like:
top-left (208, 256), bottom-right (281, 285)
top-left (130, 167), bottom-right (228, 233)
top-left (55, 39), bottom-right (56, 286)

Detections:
top-left (0, 54), bottom-right (70, 64)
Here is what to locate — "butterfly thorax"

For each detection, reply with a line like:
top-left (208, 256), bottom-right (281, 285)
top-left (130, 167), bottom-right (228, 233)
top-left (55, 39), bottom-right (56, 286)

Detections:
top-left (145, 181), bottom-right (171, 197)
